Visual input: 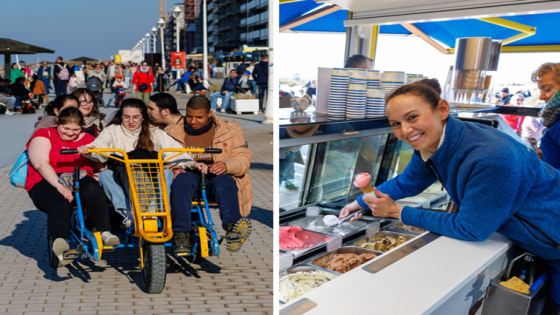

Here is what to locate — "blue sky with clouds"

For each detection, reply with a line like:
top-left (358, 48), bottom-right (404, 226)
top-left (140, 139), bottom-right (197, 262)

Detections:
top-left (0, 0), bottom-right (178, 65)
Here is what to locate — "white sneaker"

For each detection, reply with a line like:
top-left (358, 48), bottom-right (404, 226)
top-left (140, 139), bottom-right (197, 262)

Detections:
top-left (52, 238), bottom-right (72, 265)
top-left (122, 209), bottom-right (134, 228)
top-left (220, 109), bottom-right (226, 113)
top-left (101, 231), bottom-right (120, 247)
top-left (4, 110), bottom-right (13, 116)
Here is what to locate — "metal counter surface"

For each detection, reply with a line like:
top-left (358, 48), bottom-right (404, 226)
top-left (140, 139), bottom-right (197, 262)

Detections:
top-left (280, 233), bottom-right (512, 315)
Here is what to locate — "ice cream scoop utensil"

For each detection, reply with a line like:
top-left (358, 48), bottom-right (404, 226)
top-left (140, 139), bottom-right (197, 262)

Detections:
top-left (325, 210), bottom-right (365, 227)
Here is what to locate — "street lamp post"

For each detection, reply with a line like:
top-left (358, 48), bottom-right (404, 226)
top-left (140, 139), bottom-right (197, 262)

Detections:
top-left (203, 0), bottom-right (208, 84)
top-left (145, 33), bottom-right (151, 54)
top-left (158, 18), bottom-right (166, 68)
top-left (173, 6), bottom-right (182, 80)
top-left (151, 27), bottom-right (158, 62)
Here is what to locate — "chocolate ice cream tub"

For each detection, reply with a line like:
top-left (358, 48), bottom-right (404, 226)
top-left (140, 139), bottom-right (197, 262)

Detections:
top-left (354, 231), bottom-right (416, 252)
top-left (307, 246), bottom-right (383, 274)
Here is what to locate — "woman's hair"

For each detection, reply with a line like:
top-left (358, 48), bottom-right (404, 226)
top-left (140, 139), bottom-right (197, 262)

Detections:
top-left (57, 107), bottom-right (85, 127)
top-left (531, 62), bottom-right (560, 85)
top-left (44, 94), bottom-right (79, 116)
top-left (386, 79), bottom-right (442, 111)
top-left (108, 98), bottom-right (154, 151)
top-left (189, 74), bottom-right (195, 80)
top-left (416, 78), bottom-right (442, 95)
top-left (71, 87), bottom-right (100, 116)
top-left (11, 63), bottom-right (17, 69)
top-left (30, 74), bottom-right (39, 90)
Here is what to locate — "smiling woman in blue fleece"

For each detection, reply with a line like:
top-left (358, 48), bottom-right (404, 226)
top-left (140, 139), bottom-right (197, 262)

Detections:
top-left (339, 79), bottom-right (560, 310)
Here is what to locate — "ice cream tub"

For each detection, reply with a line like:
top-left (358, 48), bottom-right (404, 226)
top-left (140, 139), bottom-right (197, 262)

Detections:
top-left (279, 226), bottom-right (334, 258)
top-left (354, 231), bottom-right (416, 252)
top-left (308, 246), bottom-right (383, 274)
top-left (279, 265), bottom-right (340, 304)
top-left (287, 215), bottom-right (369, 237)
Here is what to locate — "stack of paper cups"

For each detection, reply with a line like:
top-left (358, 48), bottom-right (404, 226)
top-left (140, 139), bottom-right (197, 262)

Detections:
top-left (346, 69), bottom-right (367, 119)
top-left (328, 68), bottom-right (350, 116)
top-left (366, 88), bottom-right (385, 117)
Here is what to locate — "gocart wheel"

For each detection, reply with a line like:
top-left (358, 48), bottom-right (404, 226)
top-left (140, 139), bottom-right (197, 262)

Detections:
top-left (47, 235), bottom-right (62, 268)
top-left (141, 242), bottom-right (167, 294)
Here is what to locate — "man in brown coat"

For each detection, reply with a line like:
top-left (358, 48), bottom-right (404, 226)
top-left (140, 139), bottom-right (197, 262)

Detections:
top-left (147, 94), bottom-right (252, 255)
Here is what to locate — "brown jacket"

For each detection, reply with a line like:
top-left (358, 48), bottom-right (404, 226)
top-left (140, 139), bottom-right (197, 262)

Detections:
top-left (31, 80), bottom-right (46, 95)
top-left (163, 113), bottom-right (253, 216)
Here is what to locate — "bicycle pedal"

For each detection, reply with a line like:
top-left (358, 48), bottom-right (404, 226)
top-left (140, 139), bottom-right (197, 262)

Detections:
top-left (102, 246), bottom-right (116, 252)
top-left (174, 252), bottom-right (192, 257)
top-left (218, 236), bottom-right (225, 245)
top-left (226, 233), bottom-right (242, 241)
top-left (63, 250), bottom-right (80, 259)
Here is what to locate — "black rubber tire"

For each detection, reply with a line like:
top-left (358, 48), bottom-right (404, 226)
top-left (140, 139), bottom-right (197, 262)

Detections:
top-left (141, 242), bottom-right (167, 294)
top-left (47, 236), bottom-right (62, 269)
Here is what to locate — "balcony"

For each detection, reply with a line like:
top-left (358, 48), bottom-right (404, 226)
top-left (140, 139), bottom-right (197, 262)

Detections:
top-left (240, 33), bottom-right (247, 40)
top-left (257, 0), bottom-right (268, 9)
top-left (260, 11), bottom-right (268, 22)
top-left (208, 25), bottom-right (218, 33)
top-left (208, 13), bottom-right (217, 21)
top-left (240, 4), bottom-right (246, 10)
top-left (240, 18), bottom-right (246, 26)
top-left (247, 15), bottom-right (259, 25)
top-left (247, 30), bottom-right (260, 41)
top-left (208, 35), bottom-right (218, 43)
top-left (247, 0), bottom-right (257, 10)
top-left (260, 28), bottom-right (268, 39)
top-left (208, 2), bottom-right (218, 10)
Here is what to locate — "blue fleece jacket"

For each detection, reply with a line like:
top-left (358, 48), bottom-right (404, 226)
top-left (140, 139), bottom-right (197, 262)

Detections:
top-left (358, 116), bottom-right (560, 267)
top-left (542, 121), bottom-right (560, 170)
top-left (252, 61), bottom-right (268, 85)
top-left (221, 77), bottom-right (239, 93)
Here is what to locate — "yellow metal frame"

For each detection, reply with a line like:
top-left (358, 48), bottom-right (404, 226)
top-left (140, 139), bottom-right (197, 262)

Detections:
top-left (198, 227), bottom-right (209, 258)
top-left (94, 231), bottom-right (103, 260)
top-left (369, 25), bottom-right (380, 68)
top-left (478, 17), bottom-right (536, 46)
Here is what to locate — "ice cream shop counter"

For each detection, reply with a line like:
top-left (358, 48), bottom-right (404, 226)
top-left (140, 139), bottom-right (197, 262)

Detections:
top-left (278, 112), bottom-right (519, 314)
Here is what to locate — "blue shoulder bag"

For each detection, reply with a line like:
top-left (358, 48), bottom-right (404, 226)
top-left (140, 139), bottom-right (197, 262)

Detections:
top-left (8, 151), bottom-right (29, 189)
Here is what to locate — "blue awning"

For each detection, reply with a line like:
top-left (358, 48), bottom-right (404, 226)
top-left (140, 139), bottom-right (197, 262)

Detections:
top-left (280, 0), bottom-right (560, 50)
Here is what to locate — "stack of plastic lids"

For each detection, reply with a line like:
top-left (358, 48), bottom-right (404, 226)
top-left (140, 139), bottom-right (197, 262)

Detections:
top-left (367, 70), bottom-right (381, 89)
top-left (328, 68), bottom-right (350, 116)
top-left (346, 69), bottom-right (368, 119)
top-left (381, 71), bottom-right (405, 97)
top-left (366, 88), bottom-right (385, 118)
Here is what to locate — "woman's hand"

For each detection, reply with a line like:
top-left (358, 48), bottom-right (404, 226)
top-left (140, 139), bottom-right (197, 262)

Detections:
top-left (339, 200), bottom-right (362, 222)
top-left (194, 162), bottom-right (208, 174)
top-left (57, 184), bottom-right (74, 203)
top-left (363, 188), bottom-right (403, 220)
top-left (77, 145), bottom-right (93, 154)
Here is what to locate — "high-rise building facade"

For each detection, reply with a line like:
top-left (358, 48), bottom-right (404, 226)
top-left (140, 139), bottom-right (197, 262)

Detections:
top-left (203, 0), bottom-right (268, 54)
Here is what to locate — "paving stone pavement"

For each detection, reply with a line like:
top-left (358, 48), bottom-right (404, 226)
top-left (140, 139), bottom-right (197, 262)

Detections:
top-left (0, 93), bottom-right (273, 315)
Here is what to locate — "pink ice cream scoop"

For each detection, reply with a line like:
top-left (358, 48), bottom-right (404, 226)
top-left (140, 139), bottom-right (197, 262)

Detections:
top-left (354, 173), bottom-right (372, 190)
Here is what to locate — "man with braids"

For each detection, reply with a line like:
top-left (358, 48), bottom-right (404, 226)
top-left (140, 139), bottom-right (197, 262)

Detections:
top-left (146, 93), bottom-right (253, 254)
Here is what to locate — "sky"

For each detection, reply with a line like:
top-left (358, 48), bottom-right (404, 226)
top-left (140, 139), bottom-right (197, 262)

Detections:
top-left (277, 32), bottom-right (560, 88)
top-left (0, 0), bottom-right (177, 66)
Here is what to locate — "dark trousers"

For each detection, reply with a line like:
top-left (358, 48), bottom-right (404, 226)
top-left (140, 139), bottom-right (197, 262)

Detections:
top-left (258, 85), bottom-right (267, 111)
top-left (28, 177), bottom-right (112, 240)
top-left (54, 81), bottom-right (67, 96)
top-left (279, 151), bottom-right (297, 184)
top-left (171, 171), bottom-right (241, 232)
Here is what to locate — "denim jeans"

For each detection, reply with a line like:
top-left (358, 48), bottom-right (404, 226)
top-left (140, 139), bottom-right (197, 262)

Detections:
top-left (171, 172), bottom-right (240, 232)
top-left (107, 92), bottom-right (116, 106)
top-left (98, 168), bottom-right (173, 218)
top-left (54, 81), bottom-right (67, 96)
top-left (258, 85), bottom-right (267, 111)
top-left (210, 91), bottom-right (234, 111)
top-left (0, 96), bottom-right (15, 110)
